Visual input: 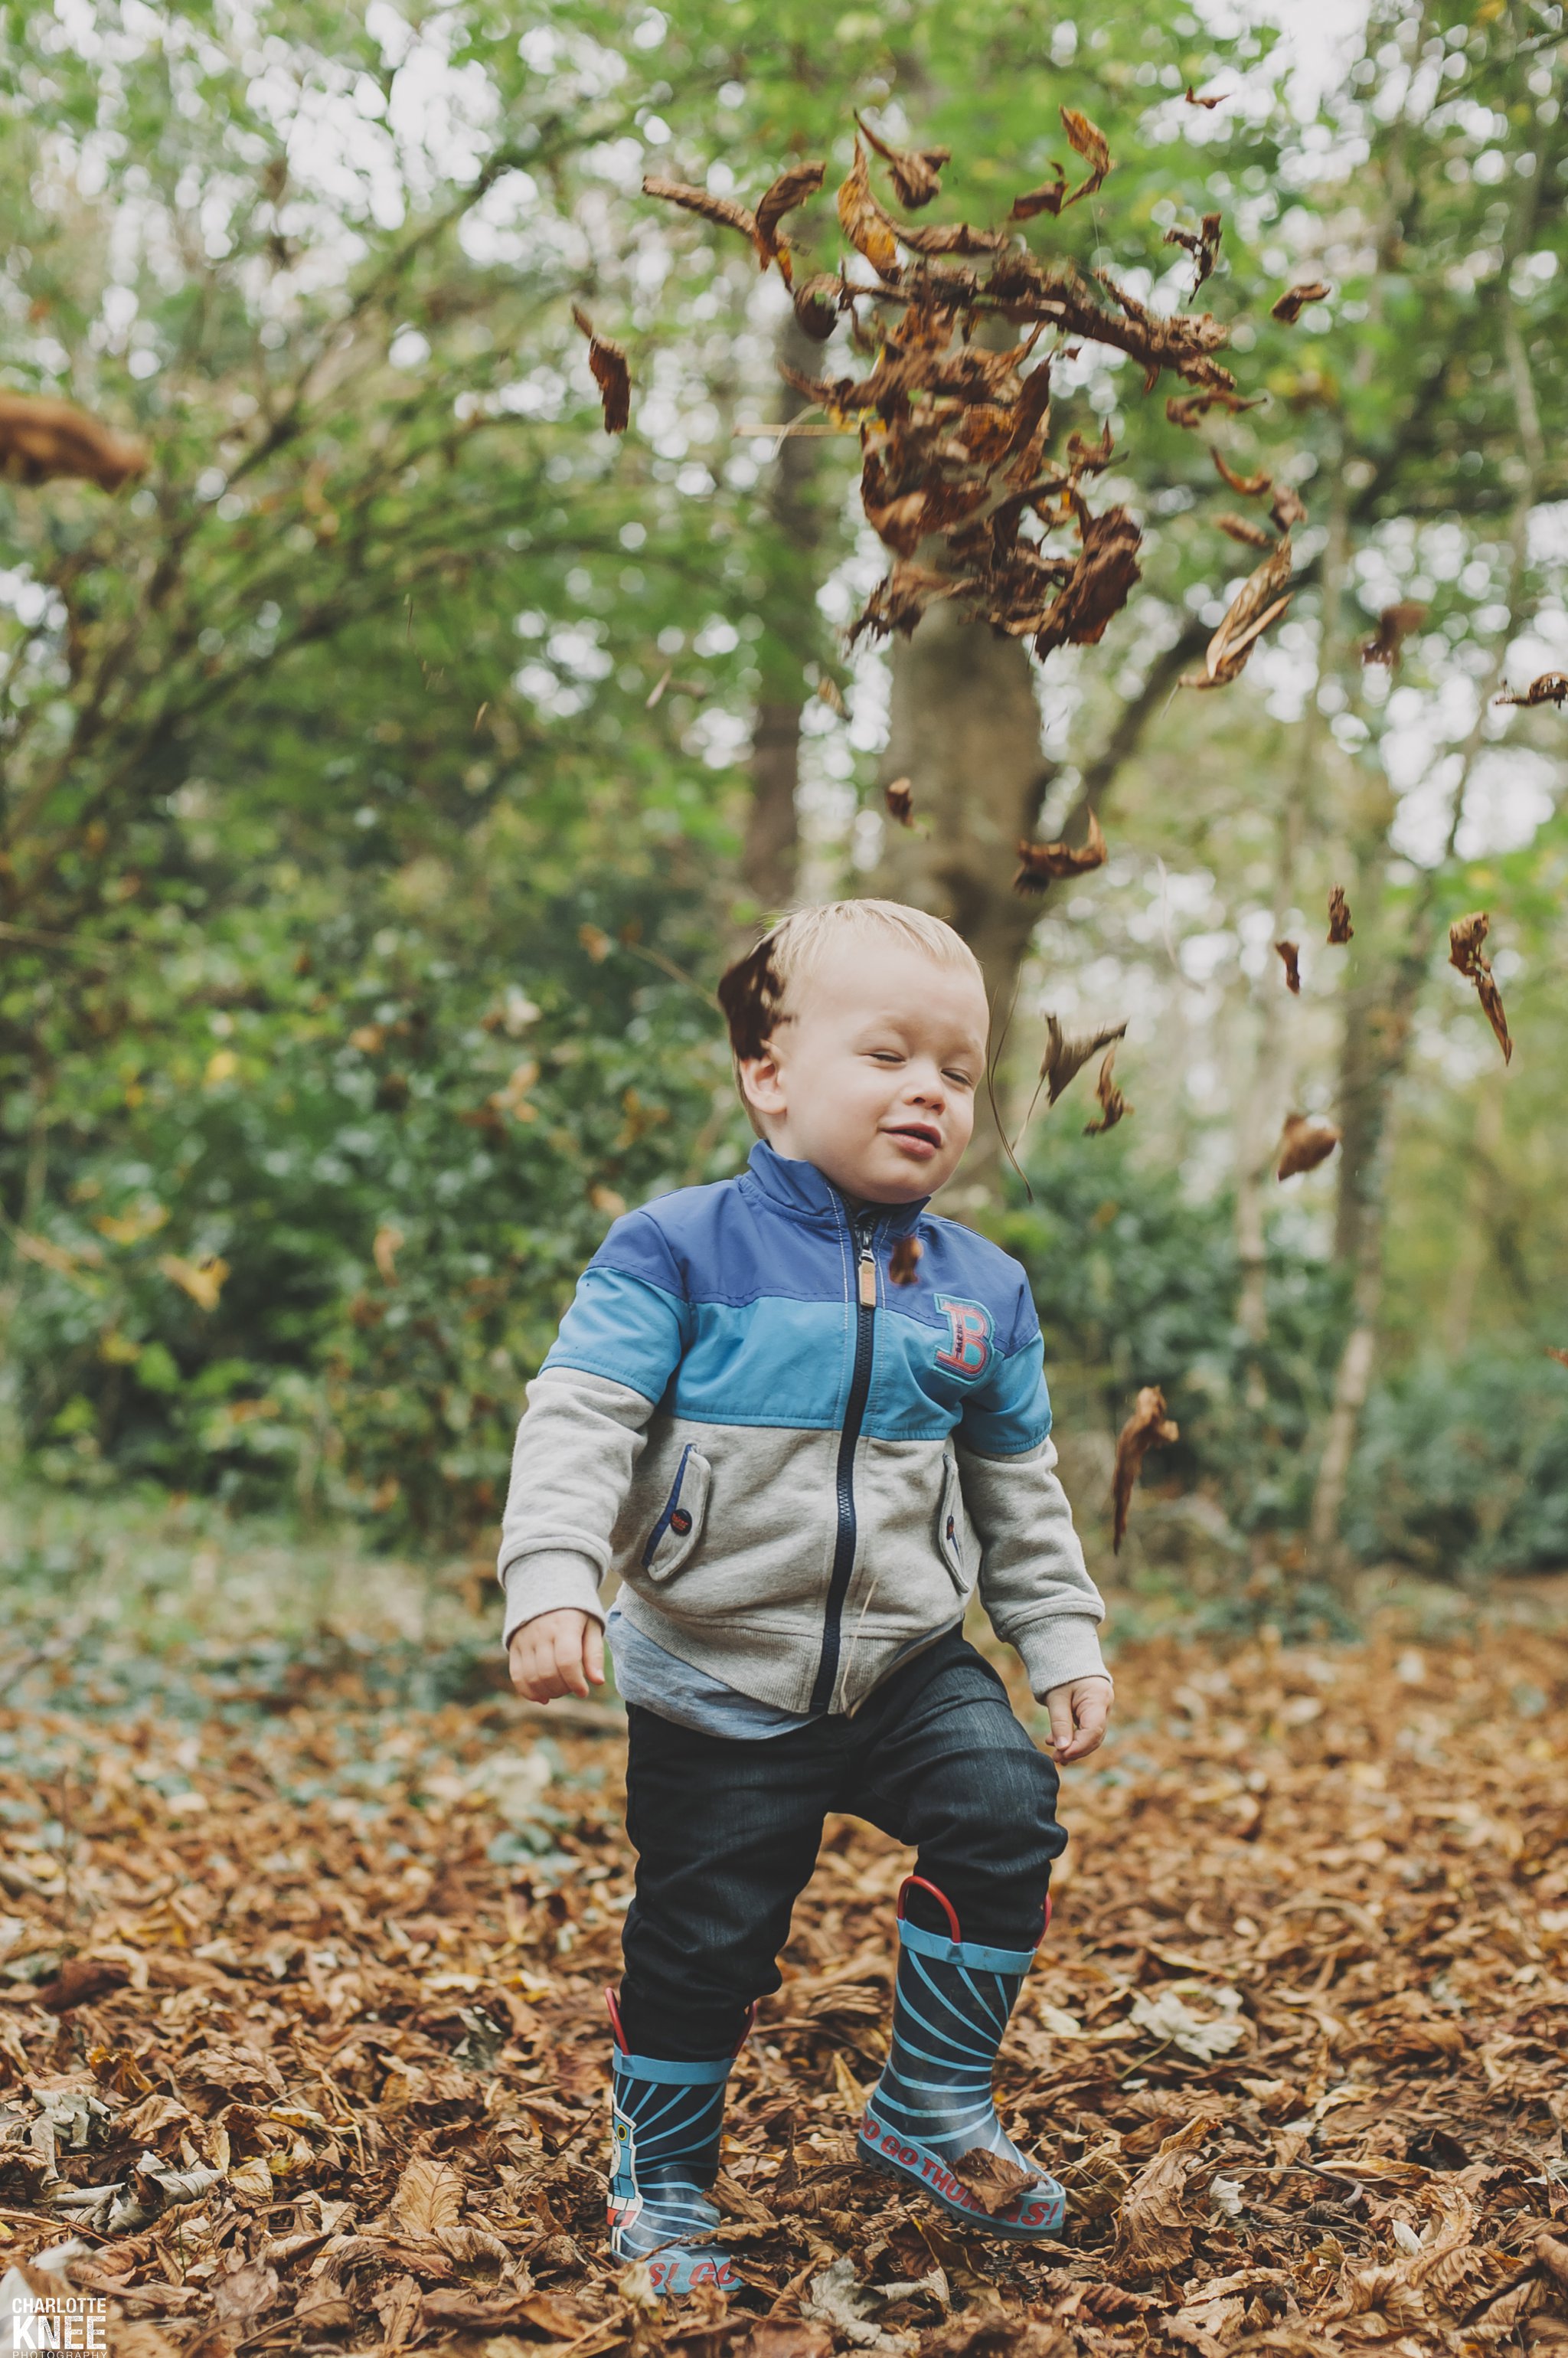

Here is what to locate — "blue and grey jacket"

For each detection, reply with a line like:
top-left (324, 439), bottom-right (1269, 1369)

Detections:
top-left (498, 1140), bottom-right (1106, 1716)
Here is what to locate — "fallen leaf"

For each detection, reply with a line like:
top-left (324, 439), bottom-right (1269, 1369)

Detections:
top-left (212, 2259), bottom-right (279, 2334)
top-left (0, 391), bottom-right (148, 489)
top-left (1217, 511), bottom-right (1274, 548)
top-left (1271, 279), bottom-right (1331, 324)
top-left (372, 1222), bottom-right (403, 1284)
top-left (1112, 1386), bottom-right (1179, 1553)
top-left (836, 142), bottom-right (900, 276)
top-left (951, 2147), bottom-right (1038, 2214)
top-left (1361, 600), bottom-right (1427, 668)
top-left (1328, 885), bottom-right (1354, 944)
top-left (569, 307), bottom-right (630, 434)
top-left (855, 116), bottom-right (950, 210)
top-left (884, 777), bottom-right (914, 826)
top-left (32, 1959), bottom-right (131, 2014)
top-left (1083, 1043), bottom-right (1130, 1136)
top-left (1060, 106), bottom-right (1112, 205)
top-left (1185, 85), bottom-right (1228, 107)
top-left (889, 1235), bottom-right (922, 1286)
top-left (1275, 940), bottom-right (1302, 995)
top-left (1167, 389), bottom-right (1265, 428)
top-left (157, 1254), bottom-right (230, 1312)
top-left (1449, 910), bottom-right (1512, 1064)
top-left (1181, 537), bottom-right (1293, 690)
top-left (1276, 1113), bottom-right (1341, 1180)
top-left (1010, 166), bottom-right (1067, 221)
top-left (755, 159), bottom-right (826, 277)
top-left (1164, 211), bottom-right (1223, 296)
top-left (371, 2274), bottom-right (422, 2352)
top-left (792, 272), bottom-right (842, 342)
top-left (1040, 1013), bottom-right (1129, 1105)
top-left (1014, 808), bottom-right (1108, 892)
top-left (390, 2153), bottom-right (464, 2239)
top-left (1495, 670), bottom-right (1568, 708)
top-left (1211, 449), bottom-right (1271, 497)
top-left (1269, 481), bottom-right (1308, 531)
top-left (642, 175), bottom-right (768, 270)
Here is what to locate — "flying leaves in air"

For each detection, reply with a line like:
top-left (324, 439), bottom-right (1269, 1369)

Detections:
top-left (1167, 389), bottom-right (1263, 429)
top-left (1547, 1346), bottom-right (1568, 1370)
top-left (1449, 911), bottom-right (1511, 1065)
top-left (1328, 886), bottom-right (1354, 943)
top-left (1212, 450), bottom-right (1272, 497)
top-left (1181, 538), bottom-right (1294, 690)
top-left (835, 142), bottom-right (900, 276)
top-left (1217, 512), bottom-right (1275, 549)
top-left (1009, 166), bottom-right (1068, 221)
top-left (1165, 212), bottom-right (1223, 296)
top-left (855, 116), bottom-right (949, 209)
top-left (1059, 108), bottom-right (1113, 204)
top-left (1271, 280), bottom-right (1331, 324)
top-left (1269, 481), bottom-right (1308, 532)
top-left (1113, 1385), bottom-right (1179, 1552)
top-left (1184, 85), bottom-right (1228, 108)
top-left (0, 391), bottom-right (148, 489)
top-left (1495, 672), bottom-right (1568, 708)
top-left (883, 777), bottom-right (915, 826)
top-left (1276, 1114), bottom-right (1341, 1180)
top-left (1275, 941), bottom-right (1302, 995)
top-left (570, 308), bottom-right (630, 435)
top-left (1362, 601), bottom-right (1426, 668)
top-left (640, 176), bottom-right (770, 270)
top-left (1040, 1014), bottom-right (1129, 1104)
top-left (889, 1235), bottom-right (923, 1286)
top-left (1083, 1043), bottom-right (1130, 1134)
top-left (1014, 808), bottom-right (1108, 892)
top-left (755, 160), bottom-right (827, 277)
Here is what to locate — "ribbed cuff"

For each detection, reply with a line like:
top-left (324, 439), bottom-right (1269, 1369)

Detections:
top-left (500, 1552), bottom-right (606, 1650)
top-left (1010, 1615), bottom-right (1112, 1700)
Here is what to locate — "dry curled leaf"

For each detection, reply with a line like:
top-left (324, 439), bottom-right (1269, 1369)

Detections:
top-left (1275, 940), bottom-right (1302, 995)
top-left (1328, 885), bottom-right (1354, 944)
top-left (836, 142), bottom-right (900, 277)
top-left (1271, 280), bottom-right (1331, 324)
top-left (1362, 600), bottom-right (1427, 668)
top-left (884, 777), bottom-right (914, 826)
top-left (1034, 506), bottom-right (1144, 659)
top-left (642, 175), bottom-right (769, 270)
top-left (1083, 1043), bottom-right (1130, 1136)
top-left (1217, 512), bottom-right (1275, 549)
top-left (1014, 808), bottom-right (1107, 892)
top-left (1449, 910), bottom-right (1512, 1065)
top-left (1181, 537), bottom-right (1293, 690)
top-left (1495, 671), bottom-right (1568, 708)
top-left (1060, 106), bottom-right (1112, 205)
top-left (570, 307), bottom-right (630, 435)
top-left (1040, 1012), bottom-right (1128, 1105)
top-left (1167, 389), bottom-right (1264, 429)
top-left (1113, 1386), bottom-right (1179, 1554)
top-left (792, 272), bottom-right (841, 342)
top-left (952, 2147), bottom-right (1040, 2214)
top-left (1185, 85), bottom-right (1228, 108)
top-left (889, 1235), bottom-right (923, 1286)
top-left (1211, 448), bottom-right (1271, 498)
top-left (755, 160), bottom-right (826, 278)
top-left (1269, 481), bottom-right (1308, 532)
top-left (1276, 1113), bottom-right (1341, 1181)
top-left (1010, 166), bottom-right (1067, 221)
top-left (1165, 211), bottom-right (1223, 296)
top-left (855, 115), bottom-right (950, 210)
top-left (0, 391), bottom-right (148, 489)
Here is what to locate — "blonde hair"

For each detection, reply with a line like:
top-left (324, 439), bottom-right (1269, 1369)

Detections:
top-left (717, 899), bottom-right (985, 1136)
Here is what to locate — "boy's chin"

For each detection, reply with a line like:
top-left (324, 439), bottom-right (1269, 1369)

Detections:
top-left (849, 1144), bottom-right (959, 1202)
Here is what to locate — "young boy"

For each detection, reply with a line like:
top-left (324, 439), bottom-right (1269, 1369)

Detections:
top-left (498, 900), bottom-right (1112, 2295)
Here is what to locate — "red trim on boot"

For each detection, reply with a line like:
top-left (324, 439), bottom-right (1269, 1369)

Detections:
top-left (604, 1984), bottom-right (628, 2052)
top-left (897, 1875), bottom-right (963, 1942)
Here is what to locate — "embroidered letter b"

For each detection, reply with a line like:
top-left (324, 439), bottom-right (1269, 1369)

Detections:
top-left (934, 1294), bottom-right (992, 1379)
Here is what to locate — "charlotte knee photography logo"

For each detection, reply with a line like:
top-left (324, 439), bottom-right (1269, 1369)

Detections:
top-left (1, 2271), bottom-right (108, 2356)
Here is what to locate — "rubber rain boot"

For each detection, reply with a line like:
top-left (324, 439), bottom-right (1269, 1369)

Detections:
top-left (857, 1876), bottom-right (1066, 2239)
top-left (605, 1990), bottom-right (743, 2297)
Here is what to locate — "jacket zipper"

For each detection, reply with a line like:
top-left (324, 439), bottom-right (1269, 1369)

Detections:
top-left (809, 1211), bottom-right (878, 1714)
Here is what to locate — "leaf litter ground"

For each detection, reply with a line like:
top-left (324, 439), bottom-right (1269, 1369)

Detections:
top-left (2, 1610), bottom-right (1566, 2357)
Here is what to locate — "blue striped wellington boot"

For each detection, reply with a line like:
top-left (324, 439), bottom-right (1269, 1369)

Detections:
top-left (857, 1877), bottom-right (1065, 2240)
top-left (605, 1995), bottom-right (741, 2297)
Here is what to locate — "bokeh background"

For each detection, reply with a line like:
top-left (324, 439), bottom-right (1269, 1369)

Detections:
top-left (3, 0), bottom-right (1566, 1660)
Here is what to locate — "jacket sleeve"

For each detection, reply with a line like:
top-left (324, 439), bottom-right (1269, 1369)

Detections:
top-left (496, 1216), bottom-right (692, 1649)
top-left (956, 1284), bottom-right (1109, 1699)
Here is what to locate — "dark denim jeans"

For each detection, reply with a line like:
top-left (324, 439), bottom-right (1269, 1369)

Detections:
top-left (618, 1627), bottom-right (1065, 2059)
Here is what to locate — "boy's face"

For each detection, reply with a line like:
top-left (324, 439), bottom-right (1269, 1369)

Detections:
top-left (739, 937), bottom-right (991, 1204)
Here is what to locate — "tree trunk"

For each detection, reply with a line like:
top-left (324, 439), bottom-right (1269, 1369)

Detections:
top-left (737, 314), bottom-right (828, 919)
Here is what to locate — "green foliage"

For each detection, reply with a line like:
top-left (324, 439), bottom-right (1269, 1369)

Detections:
top-left (1345, 1355), bottom-right (1568, 1577)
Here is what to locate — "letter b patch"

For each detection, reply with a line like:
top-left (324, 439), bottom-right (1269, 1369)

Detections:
top-left (934, 1293), bottom-right (992, 1380)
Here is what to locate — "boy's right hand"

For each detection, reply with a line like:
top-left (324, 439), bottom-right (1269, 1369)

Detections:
top-left (508, 1608), bottom-right (605, 1703)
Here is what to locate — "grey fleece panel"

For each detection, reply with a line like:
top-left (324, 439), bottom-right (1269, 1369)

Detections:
top-left (958, 1434), bottom-right (1109, 1697)
top-left (501, 1552), bottom-right (606, 1648)
top-left (496, 1366), bottom-right (655, 1587)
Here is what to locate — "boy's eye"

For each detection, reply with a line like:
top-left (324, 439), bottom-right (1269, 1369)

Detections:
top-left (869, 1048), bottom-right (903, 1064)
top-left (943, 1069), bottom-right (975, 1088)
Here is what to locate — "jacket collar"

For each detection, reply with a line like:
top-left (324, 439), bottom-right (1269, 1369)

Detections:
top-left (743, 1139), bottom-right (928, 1238)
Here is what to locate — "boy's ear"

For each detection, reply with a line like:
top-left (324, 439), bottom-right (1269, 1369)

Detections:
top-left (737, 1045), bottom-right (786, 1121)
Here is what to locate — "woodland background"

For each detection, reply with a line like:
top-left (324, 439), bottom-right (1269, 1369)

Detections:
top-left (2, 0), bottom-right (1568, 1617)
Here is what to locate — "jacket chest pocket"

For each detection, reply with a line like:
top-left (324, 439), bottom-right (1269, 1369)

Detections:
top-left (936, 1449), bottom-right (968, 1591)
top-left (640, 1444), bottom-right (711, 1582)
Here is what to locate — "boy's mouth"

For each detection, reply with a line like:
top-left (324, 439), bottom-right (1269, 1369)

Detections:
top-left (884, 1120), bottom-right (942, 1156)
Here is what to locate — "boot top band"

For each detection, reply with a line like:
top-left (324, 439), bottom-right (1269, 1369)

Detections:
top-left (897, 1917), bottom-right (1037, 1975)
top-left (611, 2050), bottom-right (735, 2087)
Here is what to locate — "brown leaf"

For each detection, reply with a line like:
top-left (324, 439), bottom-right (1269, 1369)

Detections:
top-left (1217, 512), bottom-right (1274, 548)
top-left (371, 2275), bottom-right (423, 2352)
top-left (740, 2330), bottom-right (834, 2358)
top-left (885, 217), bottom-right (1009, 257)
top-left (855, 115), bottom-right (950, 210)
top-left (1083, 1043), bottom-right (1130, 1136)
top-left (792, 272), bottom-right (841, 342)
top-left (1275, 940), bottom-right (1302, 995)
top-left (1181, 536), bottom-right (1293, 690)
top-left (0, 391), bottom-right (148, 490)
top-left (642, 175), bottom-right (767, 268)
top-left (951, 2147), bottom-right (1038, 2215)
top-left (1328, 885), bottom-right (1354, 943)
top-left (755, 159), bottom-right (826, 277)
top-left (1276, 1113), bottom-right (1341, 1181)
top-left (884, 777), bottom-right (915, 826)
top-left (1271, 279), bottom-right (1331, 324)
top-left (1060, 106), bottom-right (1112, 204)
top-left (1033, 505), bottom-right (1143, 659)
top-left (1361, 600), bottom-right (1427, 668)
top-left (1165, 211), bottom-right (1223, 295)
top-left (1040, 1012), bottom-right (1128, 1104)
top-left (1495, 669), bottom-right (1568, 708)
top-left (1185, 85), bottom-right (1228, 108)
top-left (1014, 808), bottom-right (1108, 892)
top-left (1167, 389), bottom-right (1264, 429)
top-left (1112, 1387), bottom-right (1179, 1555)
top-left (1269, 481), bottom-right (1308, 531)
top-left (889, 1235), bottom-right (923, 1286)
top-left (1010, 166), bottom-right (1067, 221)
top-left (1449, 910), bottom-right (1512, 1064)
top-left (33, 1956), bottom-right (131, 2013)
top-left (848, 560), bottom-right (965, 646)
top-left (570, 307), bottom-right (630, 435)
top-left (1547, 1346), bottom-right (1568, 1371)
top-left (1211, 448), bottom-right (1271, 497)
top-left (390, 2153), bottom-right (464, 2239)
top-left (212, 2259), bottom-right (280, 2333)
top-left (836, 142), bottom-right (900, 277)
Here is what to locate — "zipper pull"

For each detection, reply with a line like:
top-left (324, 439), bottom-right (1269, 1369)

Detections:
top-left (857, 1232), bottom-right (877, 1307)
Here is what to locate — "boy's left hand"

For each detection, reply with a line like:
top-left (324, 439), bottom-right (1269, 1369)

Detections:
top-left (1043, 1676), bottom-right (1113, 1764)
